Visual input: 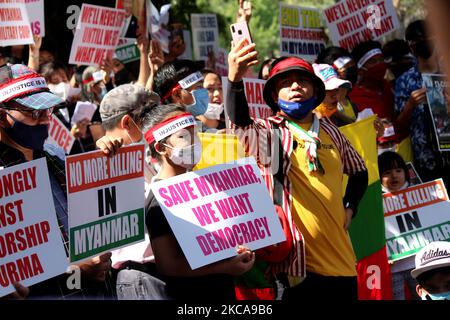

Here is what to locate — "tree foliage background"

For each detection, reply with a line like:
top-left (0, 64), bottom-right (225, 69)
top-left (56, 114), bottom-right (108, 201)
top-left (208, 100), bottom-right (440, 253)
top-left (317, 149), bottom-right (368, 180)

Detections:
top-left (167, 0), bottom-right (426, 61)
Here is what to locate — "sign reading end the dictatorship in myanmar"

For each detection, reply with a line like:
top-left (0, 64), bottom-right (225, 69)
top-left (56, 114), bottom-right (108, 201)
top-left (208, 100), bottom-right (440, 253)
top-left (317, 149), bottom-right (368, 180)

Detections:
top-left (279, 3), bottom-right (326, 61)
top-left (323, 0), bottom-right (400, 51)
top-left (0, 158), bottom-right (69, 298)
top-left (66, 145), bottom-right (146, 263)
top-left (151, 157), bottom-right (286, 270)
top-left (384, 179), bottom-right (450, 261)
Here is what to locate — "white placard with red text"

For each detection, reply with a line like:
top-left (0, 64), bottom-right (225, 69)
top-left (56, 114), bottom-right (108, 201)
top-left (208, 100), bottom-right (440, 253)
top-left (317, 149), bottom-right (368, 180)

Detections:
top-left (46, 115), bottom-right (75, 155)
top-left (0, 0), bottom-right (34, 46)
top-left (150, 157), bottom-right (286, 270)
top-left (25, 0), bottom-right (45, 36)
top-left (323, 0), bottom-right (400, 51)
top-left (0, 158), bottom-right (69, 298)
top-left (69, 4), bottom-right (126, 67)
top-left (222, 77), bottom-right (272, 122)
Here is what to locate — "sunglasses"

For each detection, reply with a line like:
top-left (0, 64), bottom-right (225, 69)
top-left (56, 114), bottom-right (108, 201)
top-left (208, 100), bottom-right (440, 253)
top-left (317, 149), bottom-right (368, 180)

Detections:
top-left (2, 106), bottom-right (55, 120)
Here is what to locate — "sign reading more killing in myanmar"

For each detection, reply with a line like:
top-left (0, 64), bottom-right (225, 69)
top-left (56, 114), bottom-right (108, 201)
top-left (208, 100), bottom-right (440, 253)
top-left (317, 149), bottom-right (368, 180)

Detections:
top-left (66, 145), bottom-right (146, 263)
top-left (151, 157), bottom-right (286, 270)
top-left (383, 179), bottom-right (450, 261)
top-left (279, 3), bottom-right (326, 61)
top-left (69, 4), bottom-right (126, 67)
top-left (323, 0), bottom-right (401, 51)
top-left (0, 158), bottom-right (69, 298)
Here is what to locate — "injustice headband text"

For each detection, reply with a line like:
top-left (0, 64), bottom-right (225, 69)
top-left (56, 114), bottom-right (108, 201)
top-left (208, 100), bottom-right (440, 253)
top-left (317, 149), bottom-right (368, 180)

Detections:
top-left (357, 49), bottom-right (383, 69)
top-left (144, 113), bottom-right (196, 144)
top-left (161, 72), bottom-right (204, 103)
top-left (0, 74), bottom-right (48, 103)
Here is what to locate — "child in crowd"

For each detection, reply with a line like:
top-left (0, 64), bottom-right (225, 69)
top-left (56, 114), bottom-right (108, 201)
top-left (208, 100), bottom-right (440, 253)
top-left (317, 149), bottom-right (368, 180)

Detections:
top-left (142, 104), bottom-right (255, 301)
top-left (378, 151), bottom-right (419, 300)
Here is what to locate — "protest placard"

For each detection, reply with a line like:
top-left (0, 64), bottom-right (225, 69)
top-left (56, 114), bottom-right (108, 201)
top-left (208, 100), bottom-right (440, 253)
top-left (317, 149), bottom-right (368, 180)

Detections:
top-left (114, 38), bottom-right (140, 64)
top-left (71, 101), bottom-right (98, 125)
top-left (215, 47), bottom-right (228, 77)
top-left (151, 157), bottom-right (286, 270)
top-left (383, 179), bottom-right (450, 261)
top-left (406, 162), bottom-right (422, 186)
top-left (222, 77), bottom-right (272, 122)
top-left (66, 145), bottom-right (146, 263)
top-left (323, 0), bottom-right (400, 51)
top-left (116, 0), bottom-right (146, 39)
top-left (0, 158), bottom-right (69, 297)
top-left (191, 13), bottom-right (219, 61)
top-left (423, 73), bottom-right (450, 151)
top-left (0, 0), bottom-right (34, 46)
top-left (69, 4), bottom-right (126, 67)
top-left (25, 0), bottom-right (44, 36)
top-left (279, 3), bottom-right (326, 61)
top-left (178, 30), bottom-right (193, 60)
top-left (45, 114), bottom-right (75, 155)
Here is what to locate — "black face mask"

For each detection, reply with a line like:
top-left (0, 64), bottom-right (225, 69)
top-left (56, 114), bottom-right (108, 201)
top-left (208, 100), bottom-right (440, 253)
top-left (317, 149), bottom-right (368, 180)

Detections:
top-left (343, 66), bottom-right (358, 85)
top-left (4, 113), bottom-right (48, 150)
top-left (413, 41), bottom-right (433, 59)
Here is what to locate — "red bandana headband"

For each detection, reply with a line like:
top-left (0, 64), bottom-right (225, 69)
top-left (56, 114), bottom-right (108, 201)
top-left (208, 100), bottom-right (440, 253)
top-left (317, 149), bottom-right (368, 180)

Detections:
top-left (0, 73), bottom-right (48, 103)
top-left (144, 112), bottom-right (196, 144)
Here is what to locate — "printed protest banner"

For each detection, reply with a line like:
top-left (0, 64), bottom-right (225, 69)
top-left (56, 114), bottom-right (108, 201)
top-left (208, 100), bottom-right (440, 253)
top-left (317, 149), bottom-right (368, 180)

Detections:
top-left (323, 0), bottom-right (400, 51)
top-left (151, 157), bottom-right (286, 269)
top-left (25, 0), bottom-right (44, 36)
top-left (0, 0), bottom-right (34, 46)
top-left (69, 4), bottom-right (126, 67)
top-left (279, 3), bottom-right (326, 61)
top-left (383, 179), bottom-right (450, 261)
top-left (114, 38), bottom-right (140, 64)
top-left (215, 47), bottom-right (229, 77)
top-left (0, 158), bottom-right (69, 297)
top-left (45, 115), bottom-right (75, 155)
top-left (191, 13), bottom-right (219, 61)
top-left (423, 73), bottom-right (450, 151)
top-left (66, 145), bottom-right (146, 263)
top-left (178, 30), bottom-right (193, 60)
top-left (222, 77), bottom-right (272, 122)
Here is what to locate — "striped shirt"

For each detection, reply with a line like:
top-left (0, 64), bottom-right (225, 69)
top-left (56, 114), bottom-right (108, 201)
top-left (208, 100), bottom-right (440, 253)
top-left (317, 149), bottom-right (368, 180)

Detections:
top-left (227, 81), bottom-right (367, 278)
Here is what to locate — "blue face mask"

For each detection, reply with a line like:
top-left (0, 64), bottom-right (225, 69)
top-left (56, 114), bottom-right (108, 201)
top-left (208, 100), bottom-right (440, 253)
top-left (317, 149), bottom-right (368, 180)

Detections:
top-left (186, 89), bottom-right (209, 116)
top-left (4, 113), bottom-right (49, 151)
top-left (278, 97), bottom-right (316, 120)
top-left (422, 290), bottom-right (450, 300)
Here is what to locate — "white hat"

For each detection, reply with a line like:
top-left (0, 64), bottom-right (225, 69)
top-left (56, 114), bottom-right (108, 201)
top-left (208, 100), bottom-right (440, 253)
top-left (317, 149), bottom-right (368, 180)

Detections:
top-left (312, 63), bottom-right (351, 91)
top-left (411, 241), bottom-right (450, 279)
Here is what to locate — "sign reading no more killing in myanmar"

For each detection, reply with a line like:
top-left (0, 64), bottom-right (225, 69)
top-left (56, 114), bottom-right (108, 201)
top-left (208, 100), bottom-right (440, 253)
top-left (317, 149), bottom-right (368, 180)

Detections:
top-left (66, 145), bottom-right (146, 263)
top-left (383, 179), bottom-right (450, 261)
top-left (151, 157), bottom-right (286, 270)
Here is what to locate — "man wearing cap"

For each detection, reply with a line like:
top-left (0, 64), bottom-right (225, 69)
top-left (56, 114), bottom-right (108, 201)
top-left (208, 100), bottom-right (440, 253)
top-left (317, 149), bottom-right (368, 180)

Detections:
top-left (312, 63), bottom-right (354, 127)
top-left (227, 39), bottom-right (368, 300)
top-left (0, 64), bottom-right (113, 299)
top-left (411, 241), bottom-right (450, 300)
top-left (95, 84), bottom-right (170, 300)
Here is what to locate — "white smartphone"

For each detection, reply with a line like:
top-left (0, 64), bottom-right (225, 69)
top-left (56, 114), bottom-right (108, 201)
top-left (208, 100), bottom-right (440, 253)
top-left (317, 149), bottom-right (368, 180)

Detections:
top-left (230, 21), bottom-right (253, 47)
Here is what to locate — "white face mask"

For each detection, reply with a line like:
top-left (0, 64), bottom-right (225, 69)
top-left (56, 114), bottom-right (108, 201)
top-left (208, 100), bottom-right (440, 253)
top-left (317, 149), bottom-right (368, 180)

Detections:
top-left (48, 82), bottom-right (71, 101)
top-left (164, 141), bottom-right (202, 170)
top-left (204, 103), bottom-right (224, 120)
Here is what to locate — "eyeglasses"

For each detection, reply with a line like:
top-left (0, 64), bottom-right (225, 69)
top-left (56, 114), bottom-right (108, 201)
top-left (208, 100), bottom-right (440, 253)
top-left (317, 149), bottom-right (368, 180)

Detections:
top-left (2, 107), bottom-right (54, 120)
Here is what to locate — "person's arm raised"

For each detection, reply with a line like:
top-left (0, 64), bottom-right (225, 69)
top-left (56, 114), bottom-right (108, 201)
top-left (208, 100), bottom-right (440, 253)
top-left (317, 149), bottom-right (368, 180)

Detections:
top-left (226, 38), bottom-right (258, 127)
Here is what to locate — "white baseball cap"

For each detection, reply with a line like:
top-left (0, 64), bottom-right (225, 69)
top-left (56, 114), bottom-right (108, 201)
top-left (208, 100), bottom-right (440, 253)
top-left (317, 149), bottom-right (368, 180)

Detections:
top-left (313, 63), bottom-right (352, 91)
top-left (411, 241), bottom-right (450, 279)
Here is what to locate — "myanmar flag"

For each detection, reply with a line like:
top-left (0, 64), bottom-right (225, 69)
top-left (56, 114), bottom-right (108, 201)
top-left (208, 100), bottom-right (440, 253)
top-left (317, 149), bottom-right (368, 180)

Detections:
top-left (340, 116), bottom-right (393, 300)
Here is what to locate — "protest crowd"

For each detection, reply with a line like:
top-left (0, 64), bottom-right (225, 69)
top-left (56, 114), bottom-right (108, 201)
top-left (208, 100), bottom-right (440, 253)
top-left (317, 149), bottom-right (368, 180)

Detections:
top-left (0, 0), bottom-right (449, 303)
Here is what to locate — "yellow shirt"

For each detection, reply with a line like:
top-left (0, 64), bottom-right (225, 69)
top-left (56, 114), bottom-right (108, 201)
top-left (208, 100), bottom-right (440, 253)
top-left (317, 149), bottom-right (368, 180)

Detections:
top-left (288, 120), bottom-right (357, 276)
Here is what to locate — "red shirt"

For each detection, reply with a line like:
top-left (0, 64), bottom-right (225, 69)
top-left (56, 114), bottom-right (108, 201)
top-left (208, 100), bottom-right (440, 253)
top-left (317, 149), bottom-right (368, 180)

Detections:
top-left (348, 81), bottom-right (395, 120)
